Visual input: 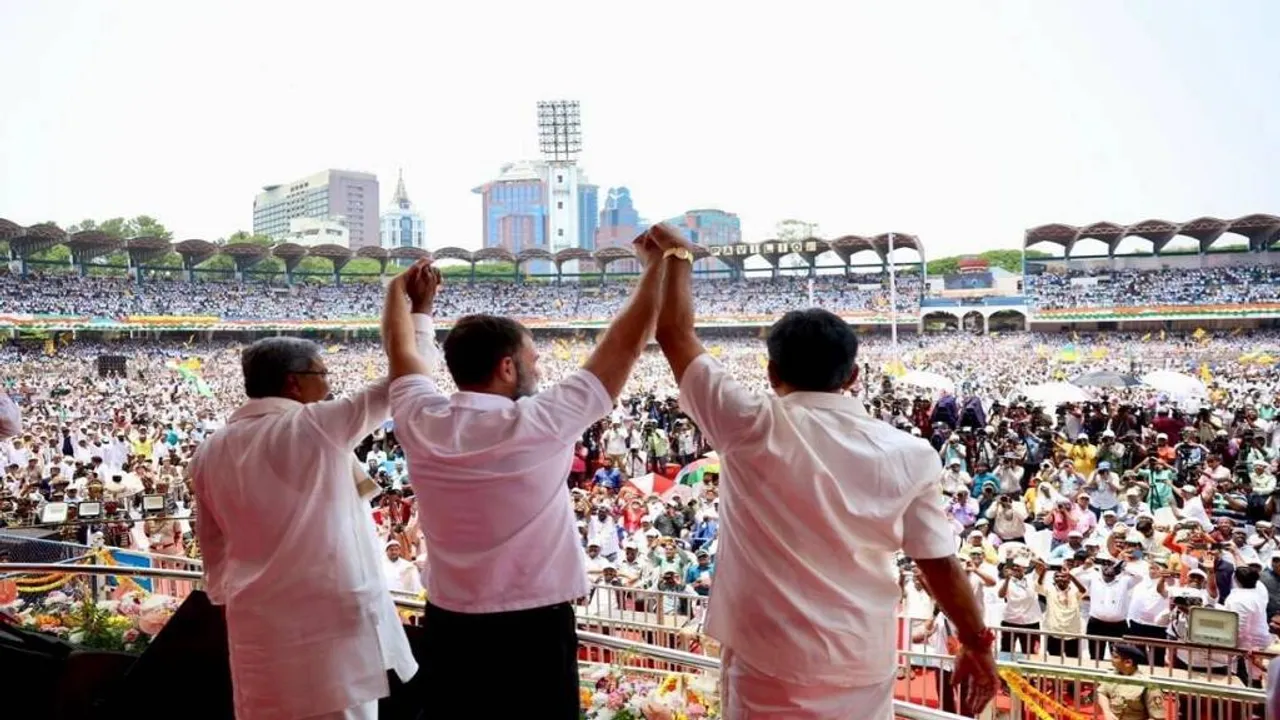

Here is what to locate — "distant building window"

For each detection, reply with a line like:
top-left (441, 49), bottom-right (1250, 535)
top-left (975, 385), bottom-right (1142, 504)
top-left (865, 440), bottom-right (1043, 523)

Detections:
top-left (557, 229), bottom-right (564, 237)
top-left (557, 201), bottom-right (563, 209)
top-left (557, 174), bottom-right (563, 183)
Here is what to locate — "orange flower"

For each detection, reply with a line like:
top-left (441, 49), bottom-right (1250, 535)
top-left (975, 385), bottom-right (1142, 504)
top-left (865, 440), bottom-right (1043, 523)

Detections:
top-left (579, 687), bottom-right (593, 710)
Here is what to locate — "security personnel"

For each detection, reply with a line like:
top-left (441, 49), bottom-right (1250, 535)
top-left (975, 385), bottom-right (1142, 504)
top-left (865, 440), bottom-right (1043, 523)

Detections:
top-left (1097, 644), bottom-right (1165, 719)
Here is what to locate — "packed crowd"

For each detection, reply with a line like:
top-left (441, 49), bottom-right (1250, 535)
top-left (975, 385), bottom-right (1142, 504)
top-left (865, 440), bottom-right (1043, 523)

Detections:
top-left (0, 272), bottom-right (922, 321)
top-left (1028, 266), bottom-right (1280, 310)
top-left (6, 325), bottom-right (1280, 699)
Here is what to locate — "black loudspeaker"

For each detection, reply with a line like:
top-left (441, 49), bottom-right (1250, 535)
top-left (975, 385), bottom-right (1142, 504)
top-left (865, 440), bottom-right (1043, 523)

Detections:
top-left (97, 591), bottom-right (233, 720)
top-left (96, 356), bottom-right (127, 378)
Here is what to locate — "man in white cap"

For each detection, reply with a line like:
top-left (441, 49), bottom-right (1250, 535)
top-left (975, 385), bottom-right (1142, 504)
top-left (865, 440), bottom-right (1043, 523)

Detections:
top-left (381, 540), bottom-right (420, 595)
top-left (939, 457), bottom-right (971, 496)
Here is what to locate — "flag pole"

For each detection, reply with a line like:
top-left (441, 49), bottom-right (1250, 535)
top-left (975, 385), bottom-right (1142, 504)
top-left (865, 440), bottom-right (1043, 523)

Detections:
top-left (888, 232), bottom-right (898, 348)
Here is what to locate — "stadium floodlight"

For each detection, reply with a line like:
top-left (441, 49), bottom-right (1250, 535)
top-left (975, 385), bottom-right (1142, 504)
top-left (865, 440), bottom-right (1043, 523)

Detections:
top-left (77, 501), bottom-right (102, 519)
top-left (537, 100), bottom-right (582, 163)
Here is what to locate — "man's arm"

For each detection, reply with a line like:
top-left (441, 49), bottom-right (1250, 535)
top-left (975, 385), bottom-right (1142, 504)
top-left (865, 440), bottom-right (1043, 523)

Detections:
top-left (651, 227), bottom-right (705, 385)
top-left (903, 445), bottom-right (990, 649)
top-left (580, 229), bottom-right (667, 399)
top-left (384, 262), bottom-right (440, 381)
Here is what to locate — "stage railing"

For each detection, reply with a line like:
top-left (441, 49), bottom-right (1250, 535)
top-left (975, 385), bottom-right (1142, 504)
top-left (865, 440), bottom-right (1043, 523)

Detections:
top-left (1, 564), bottom-right (1270, 719)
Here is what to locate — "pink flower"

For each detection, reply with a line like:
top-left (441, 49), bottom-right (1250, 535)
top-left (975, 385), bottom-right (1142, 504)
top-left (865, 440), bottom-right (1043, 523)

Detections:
top-left (123, 628), bottom-right (140, 644)
top-left (688, 702), bottom-right (707, 718)
top-left (137, 608), bottom-right (171, 636)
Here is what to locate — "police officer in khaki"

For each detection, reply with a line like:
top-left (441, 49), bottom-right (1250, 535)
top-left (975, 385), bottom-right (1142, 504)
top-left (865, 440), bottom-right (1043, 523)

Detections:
top-left (1097, 644), bottom-right (1166, 720)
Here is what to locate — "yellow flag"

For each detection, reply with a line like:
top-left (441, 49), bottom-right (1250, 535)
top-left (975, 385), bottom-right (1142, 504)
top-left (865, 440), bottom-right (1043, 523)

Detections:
top-left (43, 338), bottom-right (55, 356)
top-left (1159, 330), bottom-right (1166, 341)
top-left (1192, 327), bottom-right (1207, 341)
top-left (757, 353), bottom-right (768, 369)
top-left (1140, 333), bottom-right (1151, 342)
top-left (1091, 347), bottom-right (1108, 359)
top-left (1199, 363), bottom-right (1212, 383)
top-left (364, 360), bottom-right (377, 380)
top-left (708, 345), bottom-right (723, 359)
top-left (1230, 327), bottom-right (1243, 337)
top-left (59, 333), bottom-right (72, 347)
top-left (326, 344), bottom-right (342, 354)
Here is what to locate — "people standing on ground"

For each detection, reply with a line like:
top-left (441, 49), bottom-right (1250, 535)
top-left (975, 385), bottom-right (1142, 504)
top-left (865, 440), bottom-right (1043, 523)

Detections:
top-left (381, 234), bottom-right (667, 718)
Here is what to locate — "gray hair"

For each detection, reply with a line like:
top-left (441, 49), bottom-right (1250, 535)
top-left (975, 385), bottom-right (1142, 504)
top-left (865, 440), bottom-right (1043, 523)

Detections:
top-left (241, 337), bottom-right (322, 399)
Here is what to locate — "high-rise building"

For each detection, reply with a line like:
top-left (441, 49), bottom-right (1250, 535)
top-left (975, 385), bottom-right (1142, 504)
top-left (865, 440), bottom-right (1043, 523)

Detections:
top-left (472, 161), bottom-right (599, 273)
top-left (379, 170), bottom-right (426, 249)
top-left (666, 208), bottom-right (742, 273)
top-left (253, 169), bottom-right (380, 248)
top-left (284, 217), bottom-right (350, 248)
top-left (594, 187), bottom-right (644, 274)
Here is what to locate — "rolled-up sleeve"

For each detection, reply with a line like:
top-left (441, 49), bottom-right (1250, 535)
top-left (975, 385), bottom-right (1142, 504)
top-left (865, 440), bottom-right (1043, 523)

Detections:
top-left (521, 370), bottom-right (614, 445)
top-left (412, 313), bottom-right (439, 373)
top-left (901, 442), bottom-right (956, 560)
top-left (678, 353), bottom-right (767, 452)
top-left (0, 394), bottom-right (20, 440)
top-left (302, 379), bottom-right (391, 449)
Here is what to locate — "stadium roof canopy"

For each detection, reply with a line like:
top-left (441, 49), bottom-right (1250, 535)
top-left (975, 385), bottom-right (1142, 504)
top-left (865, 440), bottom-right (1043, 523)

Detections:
top-left (2, 221), bottom-right (925, 274)
top-left (1025, 214), bottom-right (1280, 255)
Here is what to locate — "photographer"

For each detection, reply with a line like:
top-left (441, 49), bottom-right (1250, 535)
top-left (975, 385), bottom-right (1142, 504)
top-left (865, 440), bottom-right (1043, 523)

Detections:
top-left (645, 421), bottom-right (670, 474)
top-left (985, 493), bottom-right (1028, 544)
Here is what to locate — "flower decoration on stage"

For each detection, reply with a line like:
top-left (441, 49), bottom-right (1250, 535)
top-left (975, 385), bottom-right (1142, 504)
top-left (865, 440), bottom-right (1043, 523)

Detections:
top-left (10, 584), bottom-right (178, 654)
top-left (581, 668), bottom-right (717, 719)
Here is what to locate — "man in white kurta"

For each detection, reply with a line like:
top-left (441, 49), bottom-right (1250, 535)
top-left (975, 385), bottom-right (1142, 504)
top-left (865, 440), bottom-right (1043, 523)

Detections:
top-left (650, 228), bottom-right (998, 719)
top-left (193, 310), bottom-right (435, 720)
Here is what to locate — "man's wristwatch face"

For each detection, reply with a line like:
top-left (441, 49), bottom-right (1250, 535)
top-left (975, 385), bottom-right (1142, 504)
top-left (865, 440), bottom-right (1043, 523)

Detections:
top-left (664, 247), bottom-right (693, 262)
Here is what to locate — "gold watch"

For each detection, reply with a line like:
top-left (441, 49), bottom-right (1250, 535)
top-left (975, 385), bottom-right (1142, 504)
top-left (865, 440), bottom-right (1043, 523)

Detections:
top-left (663, 247), bottom-right (694, 263)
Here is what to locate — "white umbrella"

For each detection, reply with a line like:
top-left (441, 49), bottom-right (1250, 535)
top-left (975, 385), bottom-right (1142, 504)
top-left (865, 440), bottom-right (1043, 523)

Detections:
top-left (1018, 382), bottom-right (1090, 407)
top-left (1141, 370), bottom-right (1207, 399)
top-left (898, 370), bottom-right (955, 393)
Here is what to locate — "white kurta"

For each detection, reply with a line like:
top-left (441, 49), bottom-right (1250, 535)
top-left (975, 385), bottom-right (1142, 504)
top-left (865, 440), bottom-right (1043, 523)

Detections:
top-left (193, 316), bottom-right (434, 720)
top-left (0, 393), bottom-right (20, 440)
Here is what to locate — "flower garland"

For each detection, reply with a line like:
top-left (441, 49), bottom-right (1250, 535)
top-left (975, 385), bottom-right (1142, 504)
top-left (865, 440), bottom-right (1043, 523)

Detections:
top-left (13, 549), bottom-right (146, 595)
top-left (998, 668), bottom-right (1090, 720)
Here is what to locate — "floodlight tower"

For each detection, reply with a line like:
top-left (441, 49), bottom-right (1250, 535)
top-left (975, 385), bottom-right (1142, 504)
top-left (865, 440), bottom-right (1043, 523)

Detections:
top-left (537, 100), bottom-right (583, 257)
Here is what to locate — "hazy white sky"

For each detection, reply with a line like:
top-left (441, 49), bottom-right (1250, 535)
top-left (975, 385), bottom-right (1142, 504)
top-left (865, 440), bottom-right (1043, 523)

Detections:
top-left (2, 0), bottom-right (1277, 258)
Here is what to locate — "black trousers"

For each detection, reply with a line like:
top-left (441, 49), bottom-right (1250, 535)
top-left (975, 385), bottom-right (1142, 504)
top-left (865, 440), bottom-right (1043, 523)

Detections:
top-left (1126, 620), bottom-right (1168, 667)
top-left (1086, 617), bottom-right (1128, 660)
top-left (1000, 620), bottom-right (1040, 655)
top-left (419, 601), bottom-right (579, 719)
top-left (1044, 634), bottom-right (1080, 659)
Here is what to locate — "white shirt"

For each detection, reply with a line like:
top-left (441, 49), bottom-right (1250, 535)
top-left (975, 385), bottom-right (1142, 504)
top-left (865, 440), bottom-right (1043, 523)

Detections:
top-left (192, 316), bottom-right (432, 720)
top-left (1001, 576), bottom-right (1043, 624)
top-left (1126, 578), bottom-right (1169, 626)
top-left (678, 354), bottom-right (955, 687)
top-left (1224, 586), bottom-right (1272, 652)
top-left (382, 556), bottom-right (421, 595)
top-left (391, 364), bottom-right (612, 614)
top-left (0, 394), bottom-right (19, 440)
top-left (1087, 574), bottom-right (1137, 622)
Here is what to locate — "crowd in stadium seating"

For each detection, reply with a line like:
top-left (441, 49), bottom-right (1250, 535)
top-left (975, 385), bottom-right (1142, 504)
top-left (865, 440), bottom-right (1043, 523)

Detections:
top-left (1028, 266), bottom-right (1280, 310)
top-left (0, 272), bottom-right (922, 321)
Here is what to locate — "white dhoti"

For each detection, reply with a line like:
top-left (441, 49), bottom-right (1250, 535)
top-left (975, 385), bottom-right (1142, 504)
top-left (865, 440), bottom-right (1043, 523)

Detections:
top-left (720, 647), bottom-right (896, 719)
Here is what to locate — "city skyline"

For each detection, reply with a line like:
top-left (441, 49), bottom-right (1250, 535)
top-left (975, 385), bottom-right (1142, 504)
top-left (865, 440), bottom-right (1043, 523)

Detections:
top-left (4, 2), bottom-right (1280, 260)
